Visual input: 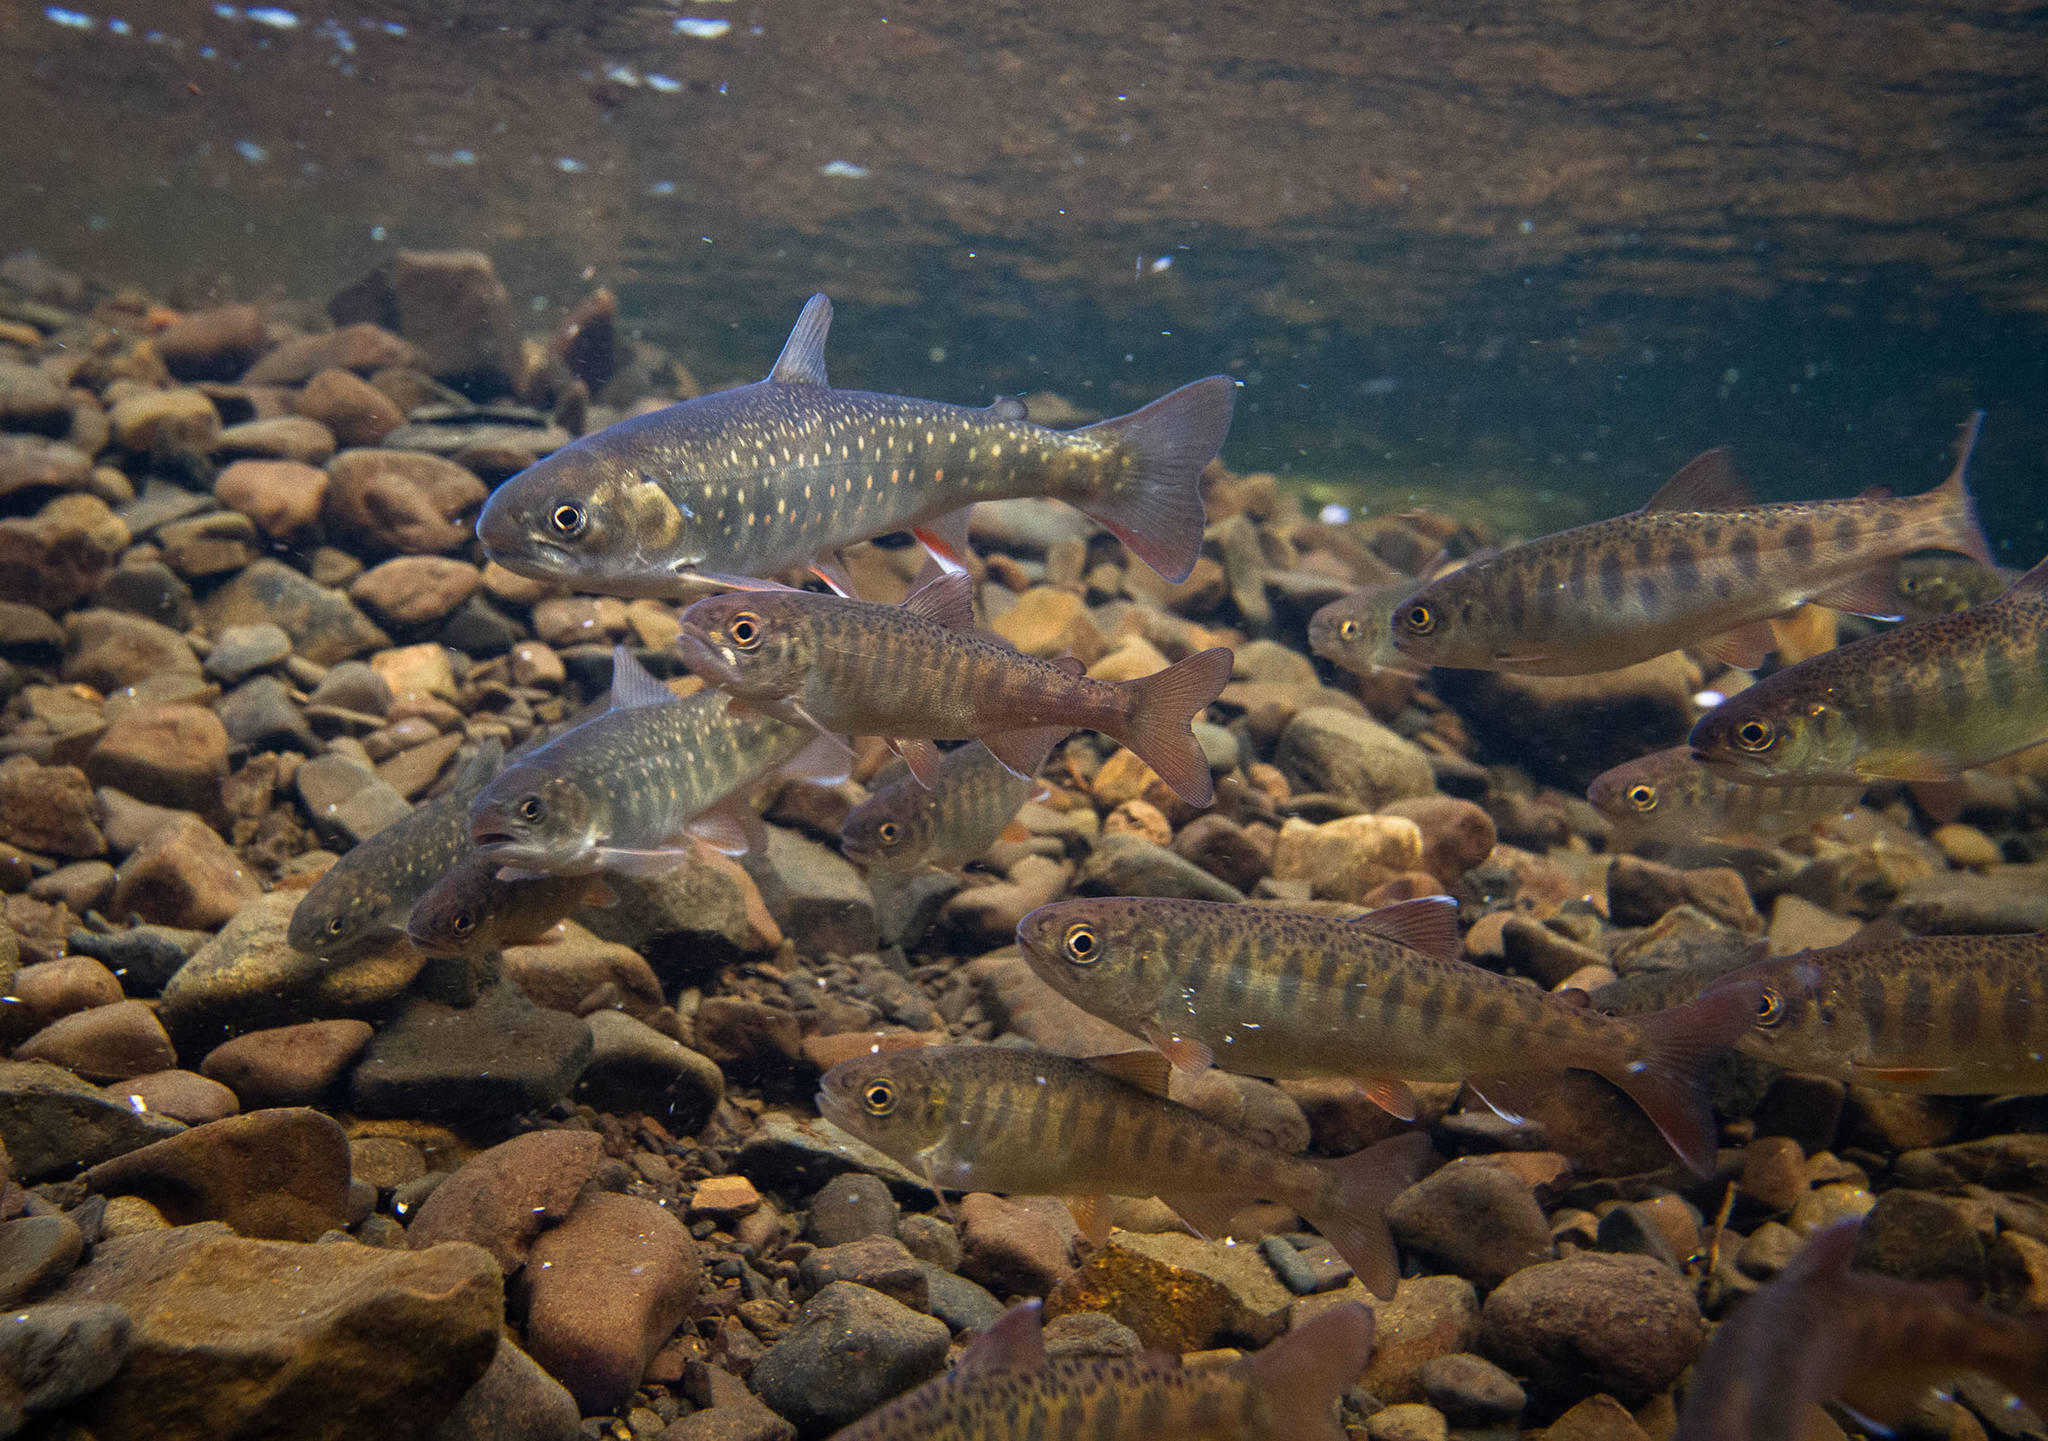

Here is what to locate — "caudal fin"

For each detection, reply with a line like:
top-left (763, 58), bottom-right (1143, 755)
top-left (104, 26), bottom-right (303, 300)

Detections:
top-left (1600, 975), bottom-right (1765, 1177)
top-left (1235, 1301), bottom-right (1376, 1441)
top-left (1924, 410), bottom-right (1997, 568)
top-left (1115, 646), bottom-right (1233, 808)
top-left (1073, 375), bottom-right (1237, 583)
top-left (1299, 1130), bottom-right (1435, 1301)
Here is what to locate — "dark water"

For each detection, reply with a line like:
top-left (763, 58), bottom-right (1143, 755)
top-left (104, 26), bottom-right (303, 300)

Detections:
top-left (4, 0), bottom-right (2044, 552)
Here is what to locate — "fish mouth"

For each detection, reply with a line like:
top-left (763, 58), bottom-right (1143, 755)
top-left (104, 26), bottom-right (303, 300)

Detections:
top-left (674, 631), bottom-right (738, 683)
top-left (813, 1087), bottom-right (853, 1132)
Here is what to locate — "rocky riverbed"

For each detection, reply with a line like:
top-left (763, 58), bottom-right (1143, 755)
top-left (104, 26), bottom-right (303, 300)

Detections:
top-left (0, 248), bottom-right (2043, 1441)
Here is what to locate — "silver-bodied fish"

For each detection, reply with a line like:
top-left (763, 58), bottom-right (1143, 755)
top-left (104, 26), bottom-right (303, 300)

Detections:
top-left (467, 647), bottom-right (842, 876)
top-left (676, 571), bottom-right (1232, 807)
top-left (817, 1045), bottom-right (1432, 1298)
top-left (841, 741), bottom-right (1047, 874)
top-left (287, 740), bottom-right (505, 959)
top-left (826, 1299), bottom-right (1374, 1441)
top-left (1587, 745), bottom-right (1859, 850)
top-left (476, 293), bottom-right (1237, 595)
top-left (1688, 555), bottom-right (2048, 793)
top-left (1675, 1219), bottom-right (2048, 1441)
top-left (1014, 895), bottom-right (1764, 1175)
top-left (1388, 416), bottom-right (1993, 676)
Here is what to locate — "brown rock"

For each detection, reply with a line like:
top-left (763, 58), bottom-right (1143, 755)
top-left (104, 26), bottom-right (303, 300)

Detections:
top-left (109, 812), bottom-right (262, 930)
top-left (199, 1019), bottom-right (375, 1108)
top-left (109, 388), bottom-right (221, 454)
top-left (1535, 1395), bottom-right (1654, 1441)
top-left (102, 1069), bottom-right (239, 1125)
top-left (990, 586), bottom-right (1107, 661)
top-left (957, 1191), bottom-right (1075, 1296)
top-left (15, 1000), bottom-right (176, 1082)
top-left (324, 449), bottom-right (487, 554)
top-left (1269, 813), bottom-right (1425, 903)
top-left (1046, 1229), bottom-right (1293, 1351)
top-left (0, 761), bottom-right (105, 857)
top-left (1480, 1252), bottom-right (1704, 1407)
top-left (520, 1192), bottom-right (703, 1414)
top-left (0, 434), bottom-right (92, 499)
top-left (349, 556), bottom-right (481, 628)
top-left (62, 608), bottom-right (199, 691)
top-left (502, 924), bottom-right (664, 1018)
top-left (390, 250), bottom-right (524, 390)
top-left (296, 367), bottom-right (405, 447)
top-left (8, 956), bottom-right (124, 1029)
top-left (86, 704), bottom-right (229, 813)
top-left (1171, 812), bottom-right (1270, 891)
top-left (50, 1221), bottom-right (501, 1441)
top-left (84, 1107), bottom-right (353, 1241)
top-left (1102, 798), bottom-right (1172, 845)
top-left (155, 304), bottom-right (269, 381)
top-left (0, 498), bottom-right (122, 610)
top-left (243, 323), bottom-right (426, 385)
top-left (216, 415), bottom-right (337, 465)
top-left (1379, 796), bottom-right (1497, 882)
top-left (1387, 1157), bottom-right (1554, 1291)
top-left (154, 509), bottom-right (259, 578)
top-left (405, 1129), bottom-right (606, 1273)
top-left (214, 458), bottom-right (330, 538)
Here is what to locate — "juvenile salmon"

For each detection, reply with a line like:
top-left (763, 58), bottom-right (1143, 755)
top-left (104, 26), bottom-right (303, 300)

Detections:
top-left (1588, 745), bottom-right (1860, 850)
top-left (1689, 555), bottom-right (2048, 790)
top-left (827, 1299), bottom-right (1374, 1441)
top-left (477, 293), bottom-right (1237, 595)
top-left (817, 1045), bottom-right (1432, 1298)
top-left (1015, 895), bottom-right (1763, 1175)
top-left (1389, 416), bottom-right (1992, 675)
top-left (404, 854), bottom-right (610, 958)
top-left (676, 571), bottom-right (1232, 807)
top-left (841, 740), bottom-right (1047, 873)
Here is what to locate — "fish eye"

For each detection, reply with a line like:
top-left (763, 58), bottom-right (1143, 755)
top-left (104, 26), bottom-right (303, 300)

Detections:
top-left (1756, 988), bottom-right (1784, 1027)
top-left (1626, 784), bottom-right (1658, 812)
top-left (450, 911), bottom-right (476, 937)
top-left (1402, 603), bottom-right (1436, 635)
top-left (325, 915), bottom-right (346, 936)
top-left (861, 1079), bottom-right (897, 1115)
top-left (1900, 576), bottom-right (1921, 593)
top-left (1735, 719), bottom-right (1775, 752)
top-left (1337, 619), bottom-right (1361, 641)
top-left (876, 821), bottom-right (901, 845)
top-left (728, 611), bottom-right (764, 650)
top-left (516, 794), bottom-right (546, 824)
top-left (549, 501), bottom-right (587, 538)
top-left (1063, 922), bottom-right (1100, 964)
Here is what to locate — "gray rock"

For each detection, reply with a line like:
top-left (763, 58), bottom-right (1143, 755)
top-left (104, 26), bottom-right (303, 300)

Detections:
top-left (306, 660), bottom-right (394, 716)
top-left (0, 432), bottom-right (89, 492)
top-left (116, 477), bottom-right (212, 538)
top-left (576, 861), bottom-right (755, 963)
top-left (1852, 1188), bottom-right (1989, 1291)
top-left (91, 560), bottom-right (196, 631)
top-left (1259, 1235), bottom-right (1353, 1296)
top-left (350, 982), bottom-right (594, 1125)
top-left (0, 1214), bottom-right (85, 1309)
top-left (1075, 833), bottom-right (1244, 903)
top-left (217, 675), bottom-right (322, 754)
top-left (749, 1280), bottom-right (950, 1434)
top-left (578, 1009), bottom-right (724, 1135)
top-left (1275, 706), bottom-right (1435, 808)
top-left (895, 1214), bottom-right (961, 1272)
top-left (296, 752), bottom-right (412, 846)
top-left (734, 1114), bottom-right (930, 1205)
top-left (1040, 1310), bottom-right (1144, 1361)
top-left (807, 1174), bottom-right (902, 1248)
top-left (918, 1263), bottom-right (1005, 1335)
top-left (1388, 1160), bottom-right (1555, 1292)
top-left (1419, 1352), bottom-right (1525, 1426)
top-left (204, 622), bottom-right (293, 683)
top-left (1894, 1134), bottom-right (2048, 1201)
top-left (68, 925), bottom-right (205, 996)
top-left (1479, 1252), bottom-right (1704, 1408)
top-left (431, 1338), bottom-right (580, 1441)
top-left (797, 1237), bottom-right (928, 1311)
top-left (0, 1059), bottom-right (186, 1181)
top-left (0, 1300), bottom-right (131, 1421)
top-left (753, 826), bottom-right (878, 958)
top-left (200, 559), bottom-right (390, 667)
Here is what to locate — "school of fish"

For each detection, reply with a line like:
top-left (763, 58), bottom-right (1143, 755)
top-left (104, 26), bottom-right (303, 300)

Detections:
top-left (276, 296), bottom-right (2048, 1438)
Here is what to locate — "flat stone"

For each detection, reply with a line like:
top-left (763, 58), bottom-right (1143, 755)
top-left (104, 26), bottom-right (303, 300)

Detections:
top-left (204, 622), bottom-right (294, 683)
top-left (0, 1300), bottom-right (132, 1424)
top-left (798, 1235), bottom-right (929, 1311)
top-left (390, 249), bottom-right (525, 391)
top-left (754, 826), bottom-right (879, 957)
top-left (156, 304), bottom-right (269, 380)
top-left (733, 1113), bottom-right (930, 1204)
top-left (15, 1000), bottom-right (176, 1083)
top-left (325, 449), bottom-right (486, 554)
top-left (1269, 813), bottom-right (1426, 903)
top-left (110, 812), bottom-right (262, 930)
top-left (1275, 707), bottom-right (1436, 808)
top-left (748, 1280), bottom-right (949, 1435)
top-left (1419, 1351), bottom-right (1527, 1426)
top-left (295, 752), bottom-right (413, 846)
top-left (83, 1107), bottom-right (353, 1241)
top-left (0, 761), bottom-right (105, 858)
top-left (214, 458), bottom-right (329, 538)
top-left (0, 1059), bottom-right (188, 1180)
top-left (1075, 833), bottom-right (1245, 902)
top-left (86, 704), bottom-right (230, 813)
top-left (351, 556), bottom-right (481, 628)
top-left (91, 558), bottom-right (195, 631)
top-left (0, 434), bottom-right (90, 498)
top-left (202, 559), bottom-right (390, 666)
top-left (501, 922), bottom-right (664, 1016)
top-left (0, 1214), bottom-right (85, 1309)
top-left (1045, 1228), bottom-right (1295, 1352)
top-left (63, 608), bottom-right (199, 692)
top-left (0, 499), bottom-right (123, 611)
top-left (406, 1129), bottom-right (606, 1273)
top-left (1893, 865), bottom-right (2048, 935)
top-left (350, 983), bottom-right (594, 1126)
top-left (109, 388), bottom-right (220, 454)
top-left (50, 1222), bottom-right (500, 1441)
top-left (157, 509), bottom-right (261, 578)
top-left (102, 1069), bottom-right (239, 1126)
top-left (579, 1009), bottom-right (725, 1135)
top-left (215, 415), bottom-right (337, 464)
top-left (7, 955), bottom-right (123, 1030)
top-left (243, 323), bottom-right (426, 384)
top-left (957, 1191), bottom-right (1075, 1296)
top-left (199, 1019), bottom-right (375, 1108)
top-left (295, 367), bottom-right (405, 448)
top-left (1535, 1394), bottom-right (1654, 1441)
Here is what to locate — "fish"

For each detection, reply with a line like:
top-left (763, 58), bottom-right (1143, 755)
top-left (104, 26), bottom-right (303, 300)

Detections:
top-left (825, 1298), bottom-right (1375, 1441)
top-left (1306, 551), bottom-right (1448, 677)
top-left (1587, 745), bottom-right (1860, 850)
top-left (1893, 553), bottom-right (2019, 622)
top-left (287, 739), bottom-right (506, 959)
top-left (466, 646), bottom-right (845, 877)
top-left (1387, 414), bottom-right (1994, 676)
top-left (1688, 555), bottom-right (2048, 793)
top-left (1674, 1218), bottom-right (2048, 1441)
top-left (1013, 894), bottom-right (1764, 1175)
top-left (841, 740), bottom-right (1048, 873)
top-left (403, 854), bottom-right (614, 958)
top-left (816, 1044), bottom-right (1433, 1298)
top-left (476, 292), bottom-right (1238, 596)
top-left (675, 570), bottom-right (1233, 807)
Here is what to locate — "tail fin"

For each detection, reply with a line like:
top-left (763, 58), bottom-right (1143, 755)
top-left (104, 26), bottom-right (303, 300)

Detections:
top-left (1235, 1301), bottom-right (1376, 1441)
top-left (1073, 375), bottom-right (1237, 583)
top-left (1299, 1130), bottom-right (1434, 1301)
top-left (1114, 646), bottom-right (1233, 808)
top-left (1924, 410), bottom-right (1996, 568)
top-left (1599, 975), bottom-right (1764, 1177)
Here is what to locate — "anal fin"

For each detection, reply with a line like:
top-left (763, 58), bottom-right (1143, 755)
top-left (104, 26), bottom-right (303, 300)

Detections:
top-left (1067, 1194), bottom-right (1112, 1247)
top-left (982, 725), bottom-right (1068, 780)
top-left (890, 736), bottom-right (943, 788)
top-left (1467, 1074), bottom-right (1548, 1127)
top-left (1159, 1191), bottom-right (1245, 1244)
top-left (1811, 565), bottom-right (1906, 620)
top-left (1141, 1022), bottom-right (1213, 1074)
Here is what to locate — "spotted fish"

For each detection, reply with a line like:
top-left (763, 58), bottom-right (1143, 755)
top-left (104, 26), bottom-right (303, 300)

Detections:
top-left (1689, 555), bottom-right (2048, 790)
top-left (1893, 553), bottom-right (2019, 622)
top-left (404, 855), bottom-right (612, 958)
top-left (841, 740), bottom-right (1048, 874)
top-left (1388, 415), bottom-right (1993, 675)
top-left (1306, 552), bottom-right (1447, 677)
top-left (825, 1299), bottom-right (1375, 1441)
top-left (1588, 745), bottom-right (1860, 850)
top-left (467, 647), bottom-right (843, 877)
top-left (676, 570), bottom-right (1232, 807)
top-left (476, 293), bottom-right (1238, 596)
top-left (1675, 1219), bottom-right (2048, 1441)
top-left (817, 1045), bottom-right (1432, 1298)
top-left (1014, 895), bottom-right (1764, 1175)
top-left (287, 739), bottom-right (505, 959)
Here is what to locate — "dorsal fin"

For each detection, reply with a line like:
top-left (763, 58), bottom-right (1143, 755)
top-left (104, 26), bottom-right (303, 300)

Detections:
top-left (1350, 895), bottom-right (1461, 962)
top-left (1050, 655), bottom-right (1087, 677)
top-left (988, 395), bottom-right (1029, 422)
top-left (1855, 485), bottom-right (1893, 501)
top-left (1086, 1048), bottom-right (1174, 1098)
top-left (902, 570), bottom-right (976, 631)
top-left (2002, 555), bottom-right (2048, 604)
top-left (767, 293), bottom-right (832, 385)
top-left (1637, 447), bottom-right (1753, 513)
top-left (955, 1301), bottom-right (1047, 1379)
top-left (608, 645), bottom-right (674, 709)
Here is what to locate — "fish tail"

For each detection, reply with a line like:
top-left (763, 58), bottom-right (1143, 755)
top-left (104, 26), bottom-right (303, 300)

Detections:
top-left (1598, 974), bottom-right (1765, 1177)
top-left (1073, 375), bottom-right (1237, 583)
top-left (1924, 410), bottom-right (1996, 568)
top-left (1233, 1300), bottom-right (1376, 1441)
top-left (1115, 646), bottom-right (1233, 807)
top-left (1298, 1130), bottom-right (1434, 1300)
